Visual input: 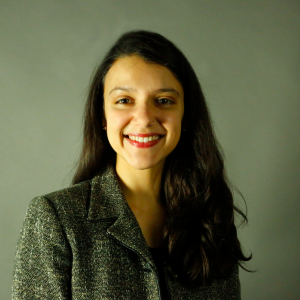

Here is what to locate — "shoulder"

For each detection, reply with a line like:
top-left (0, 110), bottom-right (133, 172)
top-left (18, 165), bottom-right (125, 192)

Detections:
top-left (28, 179), bottom-right (93, 222)
top-left (25, 164), bottom-right (122, 224)
top-left (214, 264), bottom-right (241, 298)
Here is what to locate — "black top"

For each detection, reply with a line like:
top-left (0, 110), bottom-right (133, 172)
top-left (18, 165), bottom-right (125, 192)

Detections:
top-left (149, 247), bottom-right (170, 300)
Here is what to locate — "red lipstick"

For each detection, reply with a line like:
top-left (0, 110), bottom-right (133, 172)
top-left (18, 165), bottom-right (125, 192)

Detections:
top-left (123, 133), bottom-right (163, 137)
top-left (123, 134), bottom-right (164, 148)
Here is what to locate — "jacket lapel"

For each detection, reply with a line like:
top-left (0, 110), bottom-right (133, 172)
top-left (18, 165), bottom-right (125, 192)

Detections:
top-left (87, 164), bottom-right (156, 269)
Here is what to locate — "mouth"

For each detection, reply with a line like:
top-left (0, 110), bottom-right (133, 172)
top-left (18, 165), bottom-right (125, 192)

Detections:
top-left (123, 134), bottom-right (164, 142)
top-left (123, 134), bottom-right (165, 148)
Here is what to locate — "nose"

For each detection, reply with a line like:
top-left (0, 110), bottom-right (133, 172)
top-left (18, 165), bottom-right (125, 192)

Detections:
top-left (132, 101), bottom-right (156, 128)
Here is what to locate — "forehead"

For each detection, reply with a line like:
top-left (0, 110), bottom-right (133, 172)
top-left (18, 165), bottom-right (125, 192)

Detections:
top-left (103, 55), bottom-right (183, 96)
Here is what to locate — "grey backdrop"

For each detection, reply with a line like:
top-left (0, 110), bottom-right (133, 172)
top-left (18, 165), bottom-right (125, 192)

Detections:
top-left (1, 0), bottom-right (299, 299)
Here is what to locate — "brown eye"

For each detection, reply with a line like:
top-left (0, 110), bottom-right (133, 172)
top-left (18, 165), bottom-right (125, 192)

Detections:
top-left (158, 98), bottom-right (173, 105)
top-left (116, 98), bottom-right (131, 104)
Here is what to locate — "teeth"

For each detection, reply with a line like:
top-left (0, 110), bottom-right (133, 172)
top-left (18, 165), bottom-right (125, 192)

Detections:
top-left (127, 135), bottom-right (160, 143)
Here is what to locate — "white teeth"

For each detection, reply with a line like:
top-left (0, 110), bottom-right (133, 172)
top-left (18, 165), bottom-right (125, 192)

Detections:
top-left (126, 135), bottom-right (161, 143)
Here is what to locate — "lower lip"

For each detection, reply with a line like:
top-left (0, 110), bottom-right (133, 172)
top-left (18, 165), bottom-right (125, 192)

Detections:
top-left (124, 136), bottom-right (163, 148)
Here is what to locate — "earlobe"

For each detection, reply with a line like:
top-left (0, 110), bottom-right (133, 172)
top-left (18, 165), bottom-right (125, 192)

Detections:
top-left (102, 120), bottom-right (107, 130)
top-left (102, 114), bottom-right (106, 128)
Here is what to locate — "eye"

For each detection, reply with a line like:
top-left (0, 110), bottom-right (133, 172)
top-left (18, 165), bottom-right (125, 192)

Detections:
top-left (116, 98), bottom-right (132, 104)
top-left (157, 98), bottom-right (174, 105)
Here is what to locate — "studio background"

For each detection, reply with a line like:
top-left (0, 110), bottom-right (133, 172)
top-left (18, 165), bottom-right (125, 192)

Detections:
top-left (1, 0), bottom-right (299, 299)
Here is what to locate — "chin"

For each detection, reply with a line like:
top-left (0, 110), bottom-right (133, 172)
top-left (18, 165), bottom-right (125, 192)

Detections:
top-left (128, 162), bottom-right (158, 171)
top-left (125, 157), bottom-right (163, 171)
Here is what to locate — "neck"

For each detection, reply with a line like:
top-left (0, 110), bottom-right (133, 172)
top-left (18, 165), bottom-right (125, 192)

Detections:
top-left (115, 156), bottom-right (165, 206)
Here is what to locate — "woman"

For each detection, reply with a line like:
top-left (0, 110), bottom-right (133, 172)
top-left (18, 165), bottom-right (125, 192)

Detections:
top-left (12, 30), bottom-right (251, 299)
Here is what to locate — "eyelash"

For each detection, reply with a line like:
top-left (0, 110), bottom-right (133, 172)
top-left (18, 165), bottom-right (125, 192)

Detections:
top-left (116, 98), bottom-right (174, 105)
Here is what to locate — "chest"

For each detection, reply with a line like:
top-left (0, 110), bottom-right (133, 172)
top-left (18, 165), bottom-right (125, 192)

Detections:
top-left (128, 203), bottom-right (166, 247)
top-left (66, 220), bottom-right (236, 300)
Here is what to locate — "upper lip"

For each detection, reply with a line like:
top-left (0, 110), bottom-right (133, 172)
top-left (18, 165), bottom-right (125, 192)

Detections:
top-left (123, 133), bottom-right (165, 137)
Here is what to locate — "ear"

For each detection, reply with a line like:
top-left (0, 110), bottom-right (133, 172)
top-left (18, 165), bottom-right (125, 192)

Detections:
top-left (102, 102), bottom-right (106, 127)
top-left (102, 117), bottom-right (106, 127)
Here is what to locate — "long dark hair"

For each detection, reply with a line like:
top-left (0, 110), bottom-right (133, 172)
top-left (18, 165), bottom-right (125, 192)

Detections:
top-left (72, 30), bottom-right (251, 287)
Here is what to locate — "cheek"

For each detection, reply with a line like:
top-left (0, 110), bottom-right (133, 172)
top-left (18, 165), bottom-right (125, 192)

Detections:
top-left (164, 113), bottom-right (182, 132)
top-left (162, 113), bottom-right (183, 147)
top-left (106, 110), bottom-right (129, 147)
top-left (106, 111), bottom-right (127, 129)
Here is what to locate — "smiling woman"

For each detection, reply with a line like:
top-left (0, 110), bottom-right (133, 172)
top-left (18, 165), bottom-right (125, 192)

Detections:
top-left (104, 55), bottom-right (184, 173)
top-left (12, 30), bottom-right (251, 299)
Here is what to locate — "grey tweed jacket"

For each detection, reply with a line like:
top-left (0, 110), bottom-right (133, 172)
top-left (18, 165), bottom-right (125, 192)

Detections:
top-left (12, 164), bottom-right (241, 299)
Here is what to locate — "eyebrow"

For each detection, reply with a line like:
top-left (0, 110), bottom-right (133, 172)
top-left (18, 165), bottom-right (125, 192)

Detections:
top-left (109, 87), bottom-right (137, 94)
top-left (109, 86), bottom-right (181, 97)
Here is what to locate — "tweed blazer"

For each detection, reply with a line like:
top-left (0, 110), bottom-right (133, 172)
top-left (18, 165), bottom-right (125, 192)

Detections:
top-left (12, 164), bottom-right (241, 299)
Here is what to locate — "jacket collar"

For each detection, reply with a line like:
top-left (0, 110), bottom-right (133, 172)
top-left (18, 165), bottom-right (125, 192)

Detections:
top-left (88, 163), bottom-right (125, 221)
top-left (87, 163), bottom-right (156, 268)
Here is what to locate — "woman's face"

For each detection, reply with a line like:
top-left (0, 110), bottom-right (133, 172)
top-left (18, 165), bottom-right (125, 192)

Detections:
top-left (103, 55), bottom-right (184, 171)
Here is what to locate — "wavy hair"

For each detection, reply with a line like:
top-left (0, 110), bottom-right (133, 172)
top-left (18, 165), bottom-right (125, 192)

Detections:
top-left (72, 30), bottom-right (251, 287)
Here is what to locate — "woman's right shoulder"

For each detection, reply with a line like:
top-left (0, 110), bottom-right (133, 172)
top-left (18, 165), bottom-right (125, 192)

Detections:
top-left (27, 178), bottom-right (94, 223)
top-left (25, 164), bottom-right (117, 224)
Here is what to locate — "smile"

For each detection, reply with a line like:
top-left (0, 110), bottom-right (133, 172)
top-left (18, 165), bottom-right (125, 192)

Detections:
top-left (123, 134), bottom-right (164, 148)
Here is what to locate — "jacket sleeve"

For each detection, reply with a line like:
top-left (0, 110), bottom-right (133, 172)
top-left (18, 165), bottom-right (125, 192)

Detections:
top-left (12, 196), bottom-right (72, 299)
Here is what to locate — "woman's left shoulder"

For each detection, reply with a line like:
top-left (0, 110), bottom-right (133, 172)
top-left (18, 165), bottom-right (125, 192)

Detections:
top-left (212, 264), bottom-right (241, 299)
